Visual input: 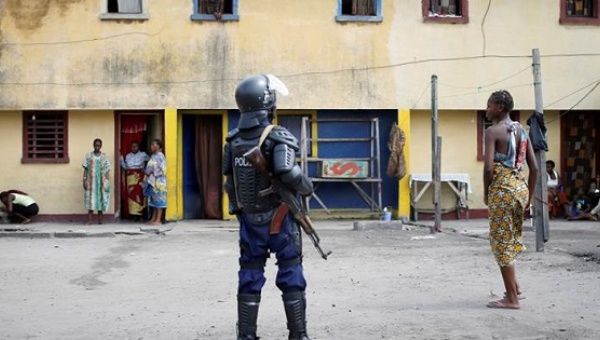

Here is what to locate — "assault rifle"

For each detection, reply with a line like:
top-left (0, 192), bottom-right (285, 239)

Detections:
top-left (243, 146), bottom-right (332, 260)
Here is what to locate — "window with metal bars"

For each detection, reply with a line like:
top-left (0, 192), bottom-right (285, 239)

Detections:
top-left (192, 0), bottom-right (239, 21)
top-left (336, 0), bottom-right (382, 22)
top-left (429, 0), bottom-right (461, 16)
top-left (107, 0), bottom-right (142, 14)
top-left (341, 0), bottom-right (376, 16)
top-left (566, 0), bottom-right (595, 17)
top-left (560, 0), bottom-right (600, 24)
top-left (22, 111), bottom-right (69, 164)
top-left (422, 0), bottom-right (469, 24)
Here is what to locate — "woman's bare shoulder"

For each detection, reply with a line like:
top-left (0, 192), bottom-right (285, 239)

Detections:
top-left (485, 123), bottom-right (504, 137)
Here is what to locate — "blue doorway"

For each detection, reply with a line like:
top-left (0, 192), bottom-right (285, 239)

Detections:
top-left (182, 114), bottom-right (223, 219)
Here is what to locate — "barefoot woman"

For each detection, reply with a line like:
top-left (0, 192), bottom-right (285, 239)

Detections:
top-left (483, 90), bottom-right (538, 309)
top-left (144, 139), bottom-right (167, 225)
top-left (83, 139), bottom-right (111, 225)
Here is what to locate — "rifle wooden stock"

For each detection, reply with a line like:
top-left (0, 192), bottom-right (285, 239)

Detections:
top-left (243, 146), bottom-right (331, 260)
top-left (243, 147), bottom-right (270, 176)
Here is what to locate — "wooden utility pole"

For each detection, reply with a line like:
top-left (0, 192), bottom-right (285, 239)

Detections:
top-left (532, 48), bottom-right (550, 251)
top-left (431, 75), bottom-right (442, 233)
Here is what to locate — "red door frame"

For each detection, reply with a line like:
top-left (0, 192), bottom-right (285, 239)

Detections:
top-left (560, 112), bottom-right (566, 181)
top-left (114, 110), bottom-right (164, 219)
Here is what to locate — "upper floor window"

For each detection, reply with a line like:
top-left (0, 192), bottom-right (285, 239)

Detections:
top-left (191, 0), bottom-right (239, 21)
top-left (22, 111), bottom-right (69, 164)
top-left (100, 0), bottom-right (148, 20)
top-left (422, 0), bottom-right (469, 24)
top-left (560, 0), bottom-right (600, 25)
top-left (336, 0), bottom-right (383, 23)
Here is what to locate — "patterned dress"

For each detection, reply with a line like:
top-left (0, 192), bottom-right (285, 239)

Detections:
top-left (144, 152), bottom-right (167, 208)
top-left (83, 152), bottom-right (111, 212)
top-left (121, 151), bottom-right (149, 216)
top-left (488, 122), bottom-right (529, 267)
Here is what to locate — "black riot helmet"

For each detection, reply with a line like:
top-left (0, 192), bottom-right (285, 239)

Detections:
top-left (235, 74), bottom-right (289, 130)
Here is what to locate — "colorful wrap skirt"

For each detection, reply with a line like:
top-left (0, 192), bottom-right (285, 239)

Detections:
top-left (488, 163), bottom-right (529, 267)
top-left (144, 178), bottom-right (167, 209)
top-left (126, 169), bottom-right (145, 216)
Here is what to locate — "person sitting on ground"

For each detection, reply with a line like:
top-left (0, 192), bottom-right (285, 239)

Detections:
top-left (0, 190), bottom-right (39, 224)
top-left (588, 195), bottom-right (600, 220)
top-left (568, 188), bottom-right (596, 221)
top-left (546, 160), bottom-right (571, 219)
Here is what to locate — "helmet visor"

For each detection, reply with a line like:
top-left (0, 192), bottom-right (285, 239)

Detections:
top-left (265, 74), bottom-right (289, 96)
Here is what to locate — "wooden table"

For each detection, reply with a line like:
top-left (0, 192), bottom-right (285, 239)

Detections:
top-left (410, 173), bottom-right (471, 221)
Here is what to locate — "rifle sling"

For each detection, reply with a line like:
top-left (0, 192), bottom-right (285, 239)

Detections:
top-left (258, 124), bottom-right (276, 149)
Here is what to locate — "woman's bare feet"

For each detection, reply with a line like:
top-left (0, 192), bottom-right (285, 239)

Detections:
top-left (487, 298), bottom-right (520, 309)
top-left (504, 292), bottom-right (526, 300)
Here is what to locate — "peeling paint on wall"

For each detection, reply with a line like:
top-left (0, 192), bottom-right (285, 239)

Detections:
top-left (6, 0), bottom-right (82, 31)
top-left (145, 44), bottom-right (174, 94)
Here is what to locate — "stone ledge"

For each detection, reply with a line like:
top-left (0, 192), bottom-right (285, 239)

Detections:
top-left (353, 220), bottom-right (414, 231)
top-left (0, 231), bottom-right (117, 239)
top-left (0, 232), bottom-right (53, 238)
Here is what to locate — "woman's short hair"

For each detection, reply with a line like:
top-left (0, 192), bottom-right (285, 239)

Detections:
top-left (546, 160), bottom-right (556, 168)
top-left (152, 139), bottom-right (163, 149)
top-left (93, 138), bottom-right (103, 145)
top-left (489, 90), bottom-right (514, 113)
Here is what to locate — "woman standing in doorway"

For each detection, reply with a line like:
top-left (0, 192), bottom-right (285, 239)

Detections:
top-left (83, 138), bottom-right (111, 225)
top-left (120, 141), bottom-right (149, 220)
top-left (483, 90), bottom-right (538, 309)
top-left (145, 139), bottom-right (167, 225)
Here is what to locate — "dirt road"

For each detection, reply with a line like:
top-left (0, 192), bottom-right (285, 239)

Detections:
top-left (0, 223), bottom-right (598, 339)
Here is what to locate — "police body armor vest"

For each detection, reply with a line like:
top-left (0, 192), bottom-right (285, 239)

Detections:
top-left (229, 127), bottom-right (280, 214)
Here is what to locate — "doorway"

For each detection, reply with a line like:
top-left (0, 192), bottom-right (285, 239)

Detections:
top-left (182, 114), bottom-right (223, 219)
top-left (560, 111), bottom-right (599, 198)
top-left (116, 112), bottom-right (164, 220)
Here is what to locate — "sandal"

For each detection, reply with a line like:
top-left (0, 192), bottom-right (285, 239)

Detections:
top-left (487, 299), bottom-right (520, 310)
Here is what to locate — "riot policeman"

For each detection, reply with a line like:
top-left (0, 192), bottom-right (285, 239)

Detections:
top-left (223, 74), bottom-right (314, 340)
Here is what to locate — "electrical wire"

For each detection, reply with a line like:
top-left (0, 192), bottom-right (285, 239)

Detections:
top-left (0, 28), bottom-right (165, 47)
top-left (1, 52), bottom-right (600, 87)
top-left (543, 77), bottom-right (600, 108)
top-left (481, 0), bottom-right (492, 55)
top-left (545, 80), bottom-right (600, 125)
top-left (412, 82), bottom-right (430, 108)
top-left (0, 55), bottom-right (547, 87)
top-left (439, 82), bottom-right (532, 99)
top-left (438, 64), bottom-right (531, 90)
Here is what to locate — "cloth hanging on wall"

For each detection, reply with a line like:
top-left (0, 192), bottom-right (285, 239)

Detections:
top-left (353, 0), bottom-right (376, 16)
top-left (117, 0), bottom-right (142, 13)
top-left (527, 111), bottom-right (549, 152)
top-left (386, 124), bottom-right (407, 179)
top-left (201, 0), bottom-right (224, 18)
top-left (195, 117), bottom-right (223, 219)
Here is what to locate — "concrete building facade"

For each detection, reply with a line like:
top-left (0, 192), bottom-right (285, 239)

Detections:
top-left (0, 0), bottom-right (598, 220)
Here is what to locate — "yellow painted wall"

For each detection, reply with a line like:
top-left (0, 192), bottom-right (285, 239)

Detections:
top-left (0, 110), bottom-right (115, 214)
top-left (1, 1), bottom-right (599, 111)
top-left (410, 110), bottom-right (561, 210)
top-left (0, 1), bottom-right (588, 217)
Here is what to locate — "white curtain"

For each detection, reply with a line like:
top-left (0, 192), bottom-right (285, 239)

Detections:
top-left (118, 0), bottom-right (142, 14)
